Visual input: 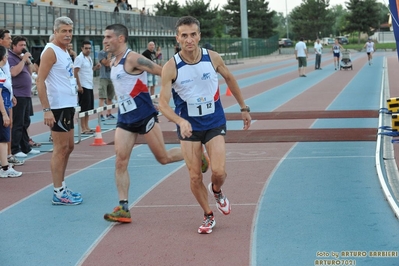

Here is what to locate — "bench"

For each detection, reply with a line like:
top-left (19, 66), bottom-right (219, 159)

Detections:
top-left (219, 52), bottom-right (238, 65)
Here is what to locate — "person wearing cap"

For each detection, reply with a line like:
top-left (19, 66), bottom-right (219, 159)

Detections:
top-left (363, 38), bottom-right (375, 65)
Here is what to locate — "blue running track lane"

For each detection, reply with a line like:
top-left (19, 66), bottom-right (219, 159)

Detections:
top-left (1, 52), bottom-right (399, 265)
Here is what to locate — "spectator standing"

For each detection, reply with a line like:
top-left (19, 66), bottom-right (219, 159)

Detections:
top-left (159, 16), bottom-right (251, 234)
top-left (332, 38), bottom-right (343, 70)
top-left (74, 40), bottom-right (100, 134)
top-left (88, 0), bottom-right (94, 9)
top-left (174, 43), bottom-right (180, 54)
top-left (294, 37), bottom-right (308, 77)
top-left (0, 29), bottom-right (23, 166)
top-left (102, 24), bottom-right (193, 223)
top-left (8, 36), bottom-right (40, 158)
top-left (363, 38), bottom-right (375, 66)
top-left (0, 45), bottom-right (22, 177)
top-left (126, 0), bottom-right (132, 10)
top-left (36, 16), bottom-right (82, 205)
top-left (314, 38), bottom-right (323, 70)
top-left (142, 41), bottom-right (157, 95)
top-left (97, 49), bottom-right (116, 121)
top-left (140, 7), bottom-right (145, 31)
top-left (48, 1), bottom-right (59, 15)
top-left (113, 2), bottom-right (120, 22)
top-left (120, 0), bottom-right (127, 10)
top-left (67, 43), bottom-right (77, 62)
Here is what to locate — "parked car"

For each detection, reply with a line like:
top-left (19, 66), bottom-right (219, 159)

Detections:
top-left (337, 37), bottom-right (349, 45)
top-left (279, 38), bottom-right (293, 47)
top-left (322, 37), bottom-right (334, 46)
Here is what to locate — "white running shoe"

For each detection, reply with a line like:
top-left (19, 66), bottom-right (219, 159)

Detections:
top-left (208, 183), bottom-right (231, 215)
top-left (0, 166), bottom-right (23, 178)
top-left (28, 149), bottom-right (40, 154)
top-left (14, 152), bottom-right (27, 158)
top-left (198, 213), bottom-right (216, 234)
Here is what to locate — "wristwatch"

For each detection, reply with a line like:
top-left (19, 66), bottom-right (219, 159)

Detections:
top-left (240, 105), bottom-right (250, 112)
top-left (43, 108), bottom-right (51, 112)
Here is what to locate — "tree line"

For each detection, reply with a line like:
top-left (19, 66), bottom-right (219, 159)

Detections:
top-left (154, 0), bottom-right (389, 42)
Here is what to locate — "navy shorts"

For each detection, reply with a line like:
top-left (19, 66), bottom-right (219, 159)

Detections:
top-left (178, 124), bottom-right (226, 144)
top-left (0, 108), bottom-right (10, 142)
top-left (117, 113), bottom-right (158, 135)
top-left (333, 52), bottom-right (340, 58)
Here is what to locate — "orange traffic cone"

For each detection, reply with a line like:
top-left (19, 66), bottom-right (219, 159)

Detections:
top-left (90, 125), bottom-right (107, 146)
top-left (226, 87), bottom-right (232, 96)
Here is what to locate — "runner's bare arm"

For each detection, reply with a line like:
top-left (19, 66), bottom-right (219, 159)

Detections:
top-left (125, 52), bottom-right (162, 76)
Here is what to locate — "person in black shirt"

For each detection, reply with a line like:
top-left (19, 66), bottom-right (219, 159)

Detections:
top-left (141, 41), bottom-right (157, 95)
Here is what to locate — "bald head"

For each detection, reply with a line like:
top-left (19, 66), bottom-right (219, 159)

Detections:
top-left (147, 41), bottom-right (155, 52)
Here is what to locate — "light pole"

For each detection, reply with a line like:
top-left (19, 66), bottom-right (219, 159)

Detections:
top-left (285, 0), bottom-right (289, 38)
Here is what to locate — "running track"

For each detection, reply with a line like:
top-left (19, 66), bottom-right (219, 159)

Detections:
top-left (1, 51), bottom-right (399, 266)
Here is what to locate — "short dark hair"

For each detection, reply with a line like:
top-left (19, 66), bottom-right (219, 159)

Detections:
top-left (0, 45), bottom-right (7, 61)
top-left (175, 16), bottom-right (200, 35)
top-left (300, 37), bottom-right (304, 41)
top-left (12, 36), bottom-right (27, 46)
top-left (0, 29), bottom-right (10, 40)
top-left (81, 40), bottom-right (91, 47)
top-left (105, 24), bottom-right (128, 43)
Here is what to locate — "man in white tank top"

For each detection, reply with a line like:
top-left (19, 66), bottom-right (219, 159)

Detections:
top-left (36, 17), bottom-right (83, 206)
top-left (159, 16), bottom-right (251, 234)
top-left (363, 38), bottom-right (375, 65)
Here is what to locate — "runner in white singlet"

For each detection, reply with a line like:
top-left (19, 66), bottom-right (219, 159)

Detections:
top-left (332, 38), bottom-right (344, 70)
top-left (159, 16), bottom-right (251, 234)
top-left (363, 38), bottom-right (375, 65)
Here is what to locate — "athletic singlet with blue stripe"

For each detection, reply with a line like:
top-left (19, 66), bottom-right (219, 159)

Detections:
top-left (110, 49), bottom-right (156, 124)
top-left (172, 48), bottom-right (226, 131)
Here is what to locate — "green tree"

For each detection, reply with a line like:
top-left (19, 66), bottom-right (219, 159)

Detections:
top-left (180, 0), bottom-right (223, 38)
top-left (329, 4), bottom-right (348, 37)
top-left (154, 0), bottom-right (182, 17)
top-left (290, 0), bottom-right (333, 40)
top-left (274, 12), bottom-right (289, 38)
top-left (221, 0), bottom-right (277, 38)
top-left (345, 0), bottom-right (380, 43)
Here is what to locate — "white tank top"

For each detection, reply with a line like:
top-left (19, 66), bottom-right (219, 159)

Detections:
top-left (171, 48), bottom-right (226, 131)
top-left (42, 43), bottom-right (77, 109)
top-left (365, 42), bottom-right (374, 53)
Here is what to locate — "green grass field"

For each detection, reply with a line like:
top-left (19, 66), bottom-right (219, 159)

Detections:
top-left (322, 42), bottom-right (396, 51)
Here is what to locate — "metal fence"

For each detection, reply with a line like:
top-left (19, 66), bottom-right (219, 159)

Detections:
top-left (0, 2), bottom-right (279, 59)
top-left (200, 35), bottom-right (279, 58)
top-left (0, 2), bottom-right (178, 37)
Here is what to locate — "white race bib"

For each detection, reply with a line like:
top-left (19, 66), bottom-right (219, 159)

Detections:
top-left (118, 94), bottom-right (137, 114)
top-left (186, 95), bottom-right (215, 117)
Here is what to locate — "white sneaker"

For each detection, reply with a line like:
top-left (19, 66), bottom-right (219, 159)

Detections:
top-left (0, 166), bottom-right (22, 178)
top-left (14, 152), bottom-right (27, 158)
top-left (28, 149), bottom-right (40, 154)
top-left (208, 183), bottom-right (231, 215)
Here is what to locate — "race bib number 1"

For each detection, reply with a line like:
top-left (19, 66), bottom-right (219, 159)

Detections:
top-left (118, 94), bottom-right (137, 114)
top-left (186, 96), bottom-right (215, 117)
